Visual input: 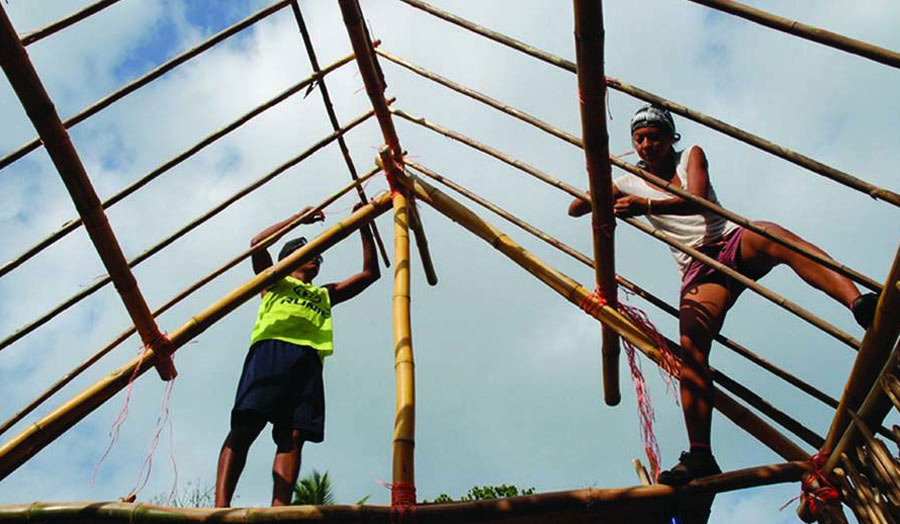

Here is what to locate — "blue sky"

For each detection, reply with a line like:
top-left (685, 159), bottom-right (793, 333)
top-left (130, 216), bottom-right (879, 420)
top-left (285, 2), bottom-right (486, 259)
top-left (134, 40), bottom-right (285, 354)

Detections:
top-left (0, 1), bottom-right (898, 522)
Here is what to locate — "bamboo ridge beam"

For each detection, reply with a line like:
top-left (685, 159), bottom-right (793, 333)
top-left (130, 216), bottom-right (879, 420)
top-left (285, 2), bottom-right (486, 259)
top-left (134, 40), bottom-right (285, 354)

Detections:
top-left (0, 0), bottom-right (292, 172)
top-left (0, 108), bottom-right (378, 353)
top-left (573, 0), bottom-right (621, 406)
top-left (19, 0), bottom-right (124, 46)
top-left (391, 107), bottom-right (861, 351)
top-left (289, 2), bottom-right (391, 269)
top-left (406, 161), bottom-right (824, 450)
top-left (0, 462), bottom-right (807, 523)
top-left (0, 167), bottom-right (382, 438)
top-left (687, 0), bottom-right (900, 70)
top-left (395, 0), bottom-right (900, 209)
top-left (400, 171), bottom-right (808, 461)
top-left (0, 53), bottom-right (357, 281)
top-left (380, 51), bottom-right (880, 293)
top-left (1, 4), bottom-right (175, 380)
top-left (0, 194), bottom-right (393, 481)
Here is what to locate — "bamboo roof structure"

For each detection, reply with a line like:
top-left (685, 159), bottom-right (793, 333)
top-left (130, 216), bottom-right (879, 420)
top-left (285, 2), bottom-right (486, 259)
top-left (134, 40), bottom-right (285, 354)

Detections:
top-left (0, 1), bottom-right (898, 523)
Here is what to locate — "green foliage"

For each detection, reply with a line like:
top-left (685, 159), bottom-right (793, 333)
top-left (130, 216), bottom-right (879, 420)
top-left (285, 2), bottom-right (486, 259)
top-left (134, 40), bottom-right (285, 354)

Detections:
top-left (292, 469), bottom-right (335, 505)
top-left (425, 484), bottom-right (535, 503)
top-left (147, 479), bottom-right (214, 508)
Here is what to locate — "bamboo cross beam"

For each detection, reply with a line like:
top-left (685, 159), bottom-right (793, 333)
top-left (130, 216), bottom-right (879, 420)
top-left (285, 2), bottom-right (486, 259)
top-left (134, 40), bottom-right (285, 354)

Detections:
top-left (395, 0), bottom-right (900, 209)
top-left (399, 170), bottom-right (808, 462)
top-left (0, 52), bottom-right (357, 281)
top-left (0, 0), bottom-right (293, 172)
top-left (823, 242), bottom-right (900, 469)
top-left (380, 51), bottom-right (880, 293)
top-left (0, 193), bottom-right (393, 481)
top-left (573, 0), bottom-right (621, 406)
top-left (687, 0), bottom-right (900, 70)
top-left (0, 462), bottom-right (807, 523)
top-left (391, 108), bottom-right (862, 351)
top-left (289, 2), bottom-right (391, 270)
top-left (0, 108), bottom-right (378, 354)
top-left (19, 0), bottom-right (124, 46)
top-left (406, 161), bottom-right (824, 450)
top-left (0, 4), bottom-right (175, 380)
top-left (0, 167), bottom-right (382, 438)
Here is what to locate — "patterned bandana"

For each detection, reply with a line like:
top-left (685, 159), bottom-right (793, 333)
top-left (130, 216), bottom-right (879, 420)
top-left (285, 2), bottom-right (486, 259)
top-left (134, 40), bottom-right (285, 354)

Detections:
top-left (630, 104), bottom-right (676, 136)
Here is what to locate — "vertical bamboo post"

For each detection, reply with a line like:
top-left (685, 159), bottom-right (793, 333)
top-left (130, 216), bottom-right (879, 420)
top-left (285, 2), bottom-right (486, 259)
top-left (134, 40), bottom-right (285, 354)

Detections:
top-left (387, 153), bottom-right (416, 505)
top-left (0, 5), bottom-right (175, 380)
top-left (573, 0), bottom-right (620, 406)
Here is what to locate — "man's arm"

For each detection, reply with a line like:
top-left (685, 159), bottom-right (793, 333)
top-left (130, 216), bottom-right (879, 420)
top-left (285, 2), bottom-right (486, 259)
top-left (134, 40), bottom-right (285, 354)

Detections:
top-left (613, 147), bottom-right (711, 218)
top-left (325, 203), bottom-right (380, 307)
top-left (250, 206), bottom-right (324, 275)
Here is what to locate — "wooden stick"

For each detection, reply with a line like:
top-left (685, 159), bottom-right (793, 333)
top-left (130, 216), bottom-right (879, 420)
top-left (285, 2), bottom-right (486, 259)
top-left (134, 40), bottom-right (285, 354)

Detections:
top-left (0, 167), bottom-right (382, 438)
top-left (0, 109), bottom-right (377, 353)
top-left (0, 0), bottom-right (293, 172)
top-left (880, 374), bottom-right (900, 413)
top-left (0, 193), bottom-right (393, 481)
top-left (572, 0), bottom-right (621, 406)
top-left (391, 108), bottom-right (862, 351)
top-left (0, 5), bottom-right (175, 380)
top-left (288, 1), bottom-right (391, 269)
top-left (379, 50), bottom-right (880, 293)
top-left (633, 459), bottom-right (651, 486)
top-left (388, 152), bottom-right (416, 497)
top-left (407, 199), bottom-right (438, 285)
top-left (19, 0), bottom-right (124, 46)
top-left (847, 412), bottom-right (900, 504)
top-left (841, 457), bottom-right (891, 524)
top-left (400, 170), bottom-right (808, 462)
top-left (687, 0), bottom-right (900, 70)
top-left (0, 53), bottom-right (357, 281)
top-left (394, 0), bottom-right (900, 209)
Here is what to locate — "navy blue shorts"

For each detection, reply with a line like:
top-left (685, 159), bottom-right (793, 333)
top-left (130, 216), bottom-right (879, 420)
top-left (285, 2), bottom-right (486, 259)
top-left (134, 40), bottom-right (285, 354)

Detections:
top-left (231, 339), bottom-right (325, 443)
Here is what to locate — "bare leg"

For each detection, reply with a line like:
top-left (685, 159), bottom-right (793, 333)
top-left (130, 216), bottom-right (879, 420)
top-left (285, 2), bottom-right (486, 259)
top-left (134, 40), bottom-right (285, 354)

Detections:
top-left (740, 221), bottom-right (860, 307)
top-left (271, 427), bottom-right (304, 506)
top-left (215, 417), bottom-right (266, 507)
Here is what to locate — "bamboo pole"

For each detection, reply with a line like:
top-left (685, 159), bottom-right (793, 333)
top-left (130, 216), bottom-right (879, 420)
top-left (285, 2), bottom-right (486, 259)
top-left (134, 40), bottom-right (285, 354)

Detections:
top-left (379, 50), bottom-right (880, 293)
top-left (687, 0), bottom-right (900, 70)
top-left (389, 156), bottom-right (416, 501)
top-left (572, 0), bottom-right (621, 406)
top-left (0, 463), bottom-right (807, 523)
top-left (392, 108), bottom-right (861, 351)
top-left (0, 167), bottom-right (382, 438)
top-left (394, 0), bottom-right (900, 209)
top-left (288, 1), bottom-right (391, 269)
top-left (0, 0), bottom-right (292, 172)
top-left (0, 193), bottom-right (393, 481)
top-left (406, 161), bottom-right (822, 452)
top-left (633, 459), bottom-right (652, 486)
top-left (0, 108), bottom-right (377, 353)
top-left (0, 5), bottom-right (175, 379)
top-left (400, 171), bottom-right (808, 462)
top-left (407, 200), bottom-right (439, 285)
top-left (19, 0), bottom-right (124, 46)
top-left (824, 243), bottom-right (900, 471)
top-left (0, 53), bottom-right (356, 280)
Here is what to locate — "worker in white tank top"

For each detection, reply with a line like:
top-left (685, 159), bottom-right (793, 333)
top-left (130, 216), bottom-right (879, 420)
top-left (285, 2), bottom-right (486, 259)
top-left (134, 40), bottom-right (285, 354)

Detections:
top-left (568, 104), bottom-right (878, 488)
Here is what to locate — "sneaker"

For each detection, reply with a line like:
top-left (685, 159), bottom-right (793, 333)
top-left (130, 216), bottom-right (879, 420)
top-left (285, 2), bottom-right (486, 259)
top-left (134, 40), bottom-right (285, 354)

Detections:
top-left (851, 292), bottom-right (879, 329)
top-left (657, 450), bottom-right (722, 486)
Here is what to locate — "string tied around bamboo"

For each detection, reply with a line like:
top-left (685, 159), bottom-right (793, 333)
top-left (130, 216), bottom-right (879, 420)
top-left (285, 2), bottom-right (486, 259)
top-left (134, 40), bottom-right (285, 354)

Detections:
top-left (148, 332), bottom-right (177, 381)
top-left (781, 451), bottom-right (841, 520)
top-left (390, 481), bottom-right (417, 523)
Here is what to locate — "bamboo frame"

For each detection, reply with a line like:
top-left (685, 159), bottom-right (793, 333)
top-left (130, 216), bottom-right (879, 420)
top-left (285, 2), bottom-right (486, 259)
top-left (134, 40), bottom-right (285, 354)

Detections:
top-left (0, 193), bottom-right (394, 481)
top-left (1, 6), bottom-right (174, 380)
top-left (0, 167), bottom-right (382, 438)
top-left (395, 0), bottom-right (900, 209)
top-left (572, 0), bottom-right (621, 407)
top-left (0, 0), bottom-right (293, 172)
top-left (400, 170), bottom-right (808, 462)
top-left (384, 82), bottom-right (862, 350)
top-left (0, 462), bottom-right (806, 523)
top-left (687, 0), bottom-right (900, 70)
top-left (19, 0), bottom-right (124, 46)
top-left (379, 49), bottom-right (880, 293)
top-left (289, 1), bottom-right (391, 269)
top-left (389, 157), bottom-right (416, 495)
top-left (0, 108), bottom-right (378, 353)
top-left (0, 53), bottom-right (357, 281)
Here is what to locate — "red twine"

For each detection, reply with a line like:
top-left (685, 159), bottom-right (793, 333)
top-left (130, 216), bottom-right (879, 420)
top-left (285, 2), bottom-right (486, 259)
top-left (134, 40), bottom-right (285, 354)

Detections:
top-left (382, 481), bottom-right (415, 524)
top-left (781, 452), bottom-right (840, 517)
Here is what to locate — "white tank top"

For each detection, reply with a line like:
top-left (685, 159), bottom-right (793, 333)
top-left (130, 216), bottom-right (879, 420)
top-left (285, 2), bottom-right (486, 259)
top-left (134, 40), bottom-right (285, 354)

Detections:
top-left (613, 145), bottom-right (738, 275)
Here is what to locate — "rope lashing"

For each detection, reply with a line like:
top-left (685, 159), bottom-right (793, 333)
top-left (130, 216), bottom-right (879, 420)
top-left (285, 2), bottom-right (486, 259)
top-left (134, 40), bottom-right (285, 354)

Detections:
top-left (782, 451), bottom-right (841, 518)
top-left (148, 332), bottom-right (177, 381)
top-left (390, 481), bottom-right (416, 524)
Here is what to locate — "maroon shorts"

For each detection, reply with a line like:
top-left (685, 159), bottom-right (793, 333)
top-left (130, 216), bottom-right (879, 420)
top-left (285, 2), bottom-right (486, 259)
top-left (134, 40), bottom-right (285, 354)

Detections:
top-left (680, 227), bottom-right (762, 308)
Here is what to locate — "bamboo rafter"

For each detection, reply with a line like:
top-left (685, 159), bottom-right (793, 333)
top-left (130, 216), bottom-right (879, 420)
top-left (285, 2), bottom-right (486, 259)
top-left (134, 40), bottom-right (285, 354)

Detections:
top-left (19, 0), bottom-right (124, 46)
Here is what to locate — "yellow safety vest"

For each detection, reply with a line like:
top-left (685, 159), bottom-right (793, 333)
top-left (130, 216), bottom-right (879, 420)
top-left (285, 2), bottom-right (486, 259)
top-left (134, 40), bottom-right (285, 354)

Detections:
top-left (249, 276), bottom-right (333, 357)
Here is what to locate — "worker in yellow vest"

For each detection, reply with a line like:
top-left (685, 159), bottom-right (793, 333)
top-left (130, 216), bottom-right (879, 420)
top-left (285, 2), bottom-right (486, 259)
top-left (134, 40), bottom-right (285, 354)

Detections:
top-left (215, 203), bottom-right (380, 507)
